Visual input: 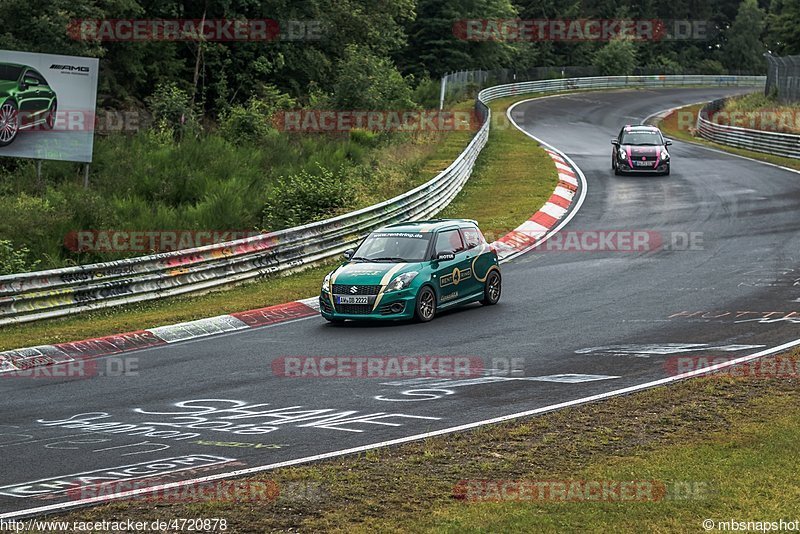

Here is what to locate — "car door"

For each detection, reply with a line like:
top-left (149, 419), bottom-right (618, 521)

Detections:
top-left (17, 69), bottom-right (48, 125)
top-left (460, 225), bottom-right (491, 296)
top-left (431, 227), bottom-right (473, 305)
top-left (612, 127), bottom-right (624, 161)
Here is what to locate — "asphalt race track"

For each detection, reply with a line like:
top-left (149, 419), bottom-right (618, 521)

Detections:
top-left (3, 87), bottom-right (799, 517)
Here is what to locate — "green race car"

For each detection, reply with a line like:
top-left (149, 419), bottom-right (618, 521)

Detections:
top-left (0, 63), bottom-right (58, 147)
top-left (319, 219), bottom-right (502, 323)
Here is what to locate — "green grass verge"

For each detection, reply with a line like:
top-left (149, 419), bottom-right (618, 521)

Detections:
top-left (1, 96), bottom-right (556, 351)
top-left (52, 354), bottom-right (800, 532)
top-left (655, 103), bottom-right (800, 172)
top-left (439, 96), bottom-right (557, 242)
top-left (723, 93), bottom-right (800, 134)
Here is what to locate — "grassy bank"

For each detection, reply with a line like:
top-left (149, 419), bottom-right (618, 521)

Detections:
top-left (655, 103), bottom-right (800, 172)
top-left (0, 125), bottom-right (460, 271)
top-left (723, 92), bottom-right (800, 134)
top-left (50, 353), bottom-right (800, 532)
top-left (1, 96), bottom-right (556, 351)
top-left (439, 96), bottom-right (557, 241)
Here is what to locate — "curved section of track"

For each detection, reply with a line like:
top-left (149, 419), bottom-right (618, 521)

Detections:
top-left (3, 87), bottom-right (800, 517)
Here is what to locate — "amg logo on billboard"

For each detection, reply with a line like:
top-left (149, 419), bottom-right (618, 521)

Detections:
top-left (50, 64), bottom-right (90, 72)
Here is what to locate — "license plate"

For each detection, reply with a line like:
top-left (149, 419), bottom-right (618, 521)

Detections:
top-left (336, 296), bottom-right (369, 305)
top-left (634, 161), bottom-right (652, 167)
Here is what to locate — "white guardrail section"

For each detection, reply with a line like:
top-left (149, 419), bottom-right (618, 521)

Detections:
top-left (0, 75), bottom-right (765, 325)
top-left (697, 98), bottom-right (800, 159)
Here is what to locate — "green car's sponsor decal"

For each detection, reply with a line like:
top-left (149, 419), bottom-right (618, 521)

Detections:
top-left (370, 232), bottom-right (426, 239)
top-left (440, 267), bottom-right (472, 287)
top-left (440, 291), bottom-right (459, 303)
top-left (345, 269), bottom-right (385, 276)
top-left (340, 264), bottom-right (391, 277)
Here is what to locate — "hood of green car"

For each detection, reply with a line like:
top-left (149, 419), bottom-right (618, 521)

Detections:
top-left (330, 261), bottom-right (422, 287)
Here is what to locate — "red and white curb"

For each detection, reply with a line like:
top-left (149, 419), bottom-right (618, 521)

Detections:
top-left (0, 299), bottom-right (320, 375)
top-left (492, 148), bottom-right (580, 262)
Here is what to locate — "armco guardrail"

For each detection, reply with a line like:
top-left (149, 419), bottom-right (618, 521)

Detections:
top-left (0, 75), bottom-right (765, 326)
top-left (697, 98), bottom-right (800, 159)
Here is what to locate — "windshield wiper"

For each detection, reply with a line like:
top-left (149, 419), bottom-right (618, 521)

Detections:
top-left (367, 256), bottom-right (407, 262)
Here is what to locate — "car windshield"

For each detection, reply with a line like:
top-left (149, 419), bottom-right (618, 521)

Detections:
top-left (352, 231), bottom-right (432, 262)
top-left (621, 131), bottom-right (662, 146)
top-left (0, 65), bottom-right (23, 82)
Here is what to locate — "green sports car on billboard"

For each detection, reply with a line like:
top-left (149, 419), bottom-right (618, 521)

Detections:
top-left (319, 219), bottom-right (502, 323)
top-left (0, 63), bottom-right (58, 147)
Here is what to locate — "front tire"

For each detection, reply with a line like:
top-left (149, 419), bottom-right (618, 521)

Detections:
top-left (481, 271), bottom-right (502, 305)
top-left (0, 101), bottom-right (19, 147)
top-left (414, 286), bottom-right (437, 322)
top-left (663, 165), bottom-right (670, 176)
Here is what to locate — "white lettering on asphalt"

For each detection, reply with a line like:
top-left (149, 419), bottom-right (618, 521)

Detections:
top-left (0, 455), bottom-right (232, 497)
top-left (36, 400), bottom-right (441, 439)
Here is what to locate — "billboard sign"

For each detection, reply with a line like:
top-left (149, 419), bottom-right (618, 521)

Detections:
top-left (0, 49), bottom-right (99, 163)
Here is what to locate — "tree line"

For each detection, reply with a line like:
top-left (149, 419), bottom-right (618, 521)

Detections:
top-left (0, 0), bottom-right (796, 115)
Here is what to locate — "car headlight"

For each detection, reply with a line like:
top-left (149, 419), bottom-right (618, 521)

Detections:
top-left (386, 271), bottom-right (419, 292)
top-left (660, 150), bottom-right (669, 160)
top-left (322, 272), bottom-right (333, 292)
top-left (618, 148), bottom-right (627, 159)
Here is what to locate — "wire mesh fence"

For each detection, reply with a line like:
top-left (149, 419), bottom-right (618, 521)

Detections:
top-left (440, 66), bottom-right (762, 109)
top-left (766, 54), bottom-right (800, 103)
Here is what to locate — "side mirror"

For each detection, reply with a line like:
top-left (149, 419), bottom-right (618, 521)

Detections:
top-left (343, 249), bottom-right (355, 260)
top-left (611, 139), bottom-right (619, 146)
top-left (436, 251), bottom-right (456, 262)
top-left (23, 77), bottom-right (39, 87)
top-left (664, 139), bottom-right (672, 146)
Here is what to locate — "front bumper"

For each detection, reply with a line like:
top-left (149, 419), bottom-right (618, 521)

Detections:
top-left (617, 159), bottom-right (669, 173)
top-left (319, 288), bottom-right (418, 321)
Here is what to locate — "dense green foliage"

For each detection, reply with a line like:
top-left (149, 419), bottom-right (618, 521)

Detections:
top-left (0, 0), bottom-right (790, 115)
top-left (593, 39), bottom-right (638, 76)
top-left (0, 126), bottom-right (451, 268)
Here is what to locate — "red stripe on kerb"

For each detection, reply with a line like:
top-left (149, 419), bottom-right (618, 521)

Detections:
top-left (548, 194), bottom-right (571, 209)
top-left (231, 301), bottom-right (318, 327)
top-left (531, 211), bottom-right (558, 228)
top-left (55, 330), bottom-right (165, 358)
top-left (558, 180), bottom-right (578, 191)
top-left (497, 231), bottom-right (536, 250)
